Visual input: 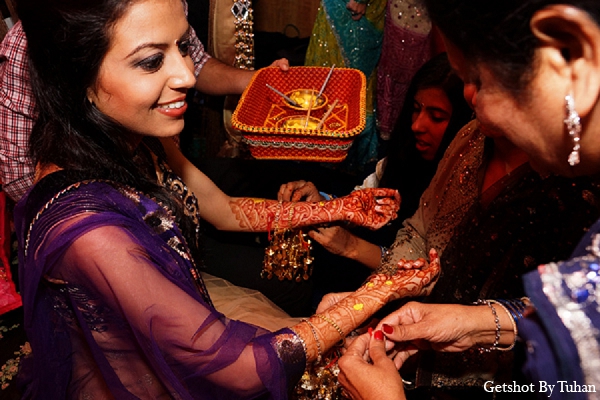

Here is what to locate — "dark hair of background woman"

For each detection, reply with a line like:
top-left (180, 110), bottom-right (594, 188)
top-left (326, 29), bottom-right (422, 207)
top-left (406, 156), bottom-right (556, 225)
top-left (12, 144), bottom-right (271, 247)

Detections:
top-left (379, 52), bottom-right (473, 225)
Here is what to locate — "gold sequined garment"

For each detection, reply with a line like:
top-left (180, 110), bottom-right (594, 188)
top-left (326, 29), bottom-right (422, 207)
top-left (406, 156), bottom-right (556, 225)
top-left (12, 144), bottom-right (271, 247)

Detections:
top-left (378, 119), bottom-right (484, 274)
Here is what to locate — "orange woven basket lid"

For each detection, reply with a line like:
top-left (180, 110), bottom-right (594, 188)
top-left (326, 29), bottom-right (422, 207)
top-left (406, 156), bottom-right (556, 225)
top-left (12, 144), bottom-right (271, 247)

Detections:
top-left (232, 66), bottom-right (366, 138)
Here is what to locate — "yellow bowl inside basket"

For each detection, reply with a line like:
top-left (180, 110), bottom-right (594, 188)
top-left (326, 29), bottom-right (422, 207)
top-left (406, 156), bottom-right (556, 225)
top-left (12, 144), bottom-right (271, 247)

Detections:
top-left (284, 89), bottom-right (328, 111)
top-left (278, 116), bottom-right (321, 130)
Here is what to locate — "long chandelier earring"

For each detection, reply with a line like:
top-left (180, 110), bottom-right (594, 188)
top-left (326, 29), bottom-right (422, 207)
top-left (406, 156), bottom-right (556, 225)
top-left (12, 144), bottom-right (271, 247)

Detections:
top-left (564, 93), bottom-right (582, 166)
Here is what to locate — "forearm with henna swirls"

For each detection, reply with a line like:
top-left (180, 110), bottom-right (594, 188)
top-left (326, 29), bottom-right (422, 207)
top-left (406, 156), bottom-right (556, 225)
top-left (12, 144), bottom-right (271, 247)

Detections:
top-left (319, 269), bottom-right (437, 336)
top-left (292, 264), bottom-right (439, 362)
top-left (228, 188), bottom-right (399, 232)
top-left (291, 280), bottom-right (400, 362)
top-left (228, 198), bottom-right (342, 231)
top-left (228, 198), bottom-right (276, 231)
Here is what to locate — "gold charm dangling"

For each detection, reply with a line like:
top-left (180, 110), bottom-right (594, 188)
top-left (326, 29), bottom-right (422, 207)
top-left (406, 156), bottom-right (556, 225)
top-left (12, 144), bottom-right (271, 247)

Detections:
top-left (293, 346), bottom-right (346, 399)
top-left (261, 201), bottom-right (314, 281)
top-left (262, 228), bottom-right (314, 282)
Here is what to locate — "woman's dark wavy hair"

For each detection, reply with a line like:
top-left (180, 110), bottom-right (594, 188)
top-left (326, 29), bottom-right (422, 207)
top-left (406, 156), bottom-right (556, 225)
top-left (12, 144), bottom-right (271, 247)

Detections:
top-left (379, 52), bottom-right (472, 222)
top-left (423, 0), bottom-right (600, 94)
top-left (18, 0), bottom-right (143, 180)
top-left (17, 0), bottom-right (198, 252)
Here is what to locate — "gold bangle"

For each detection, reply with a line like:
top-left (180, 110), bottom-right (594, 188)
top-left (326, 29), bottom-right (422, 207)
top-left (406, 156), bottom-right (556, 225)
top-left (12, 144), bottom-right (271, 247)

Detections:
top-left (287, 201), bottom-right (296, 229)
top-left (489, 300), bottom-right (518, 351)
top-left (314, 314), bottom-right (345, 342)
top-left (274, 200), bottom-right (283, 231)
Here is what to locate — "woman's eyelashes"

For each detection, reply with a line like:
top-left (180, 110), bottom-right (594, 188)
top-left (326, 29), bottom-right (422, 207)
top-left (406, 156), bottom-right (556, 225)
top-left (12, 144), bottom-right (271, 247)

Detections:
top-left (431, 115), bottom-right (448, 123)
top-left (177, 39), bottom-right (191, 57)
top-left (135, 53), bottom-right (164, 72)
top-left (133, 39), bottom-right (192, 72)
top-left (413, 102), bottom-right (423, 115)
top-left (412, 103), bottom-right (449, 123)
top-left (430, 111), bottom-right (450, 123)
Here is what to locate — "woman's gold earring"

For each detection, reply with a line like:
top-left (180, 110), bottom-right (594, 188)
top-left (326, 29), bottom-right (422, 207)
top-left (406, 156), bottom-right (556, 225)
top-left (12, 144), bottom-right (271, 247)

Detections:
top-left (564, 93), bottom-right (581, 166)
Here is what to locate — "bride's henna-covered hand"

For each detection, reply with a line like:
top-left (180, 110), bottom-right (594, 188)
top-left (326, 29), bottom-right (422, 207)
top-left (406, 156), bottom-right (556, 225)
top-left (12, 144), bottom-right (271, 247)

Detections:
top-left (368, 248), bottom-right (441, 301)
top-left (335, 188), bottom-right (400, 230)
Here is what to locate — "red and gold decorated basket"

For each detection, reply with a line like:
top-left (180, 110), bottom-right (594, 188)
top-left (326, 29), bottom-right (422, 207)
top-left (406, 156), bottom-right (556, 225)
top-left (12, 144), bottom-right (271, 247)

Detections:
top-left (232, 66), bottom-right (366, 162)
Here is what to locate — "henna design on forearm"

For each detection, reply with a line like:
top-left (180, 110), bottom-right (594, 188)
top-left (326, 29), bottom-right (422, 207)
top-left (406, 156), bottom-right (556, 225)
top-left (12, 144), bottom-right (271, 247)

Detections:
top-left (228, 198), bottom-right (338, 231)
top-left (300, 276), bottom-right (437, 361)
top-left (228, 188), bottom-right (399, 232)
top-left (228, 198), bottom-right (275, 231)
top-left (291, 252), bottom-right (440, 362)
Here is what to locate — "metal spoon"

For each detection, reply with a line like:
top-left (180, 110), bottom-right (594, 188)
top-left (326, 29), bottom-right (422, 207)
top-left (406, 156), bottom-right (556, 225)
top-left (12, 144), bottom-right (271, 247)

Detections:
top-left (266, 84), bottom-right (300, 107)
top-left (317, 64), bottom-right (335, 99)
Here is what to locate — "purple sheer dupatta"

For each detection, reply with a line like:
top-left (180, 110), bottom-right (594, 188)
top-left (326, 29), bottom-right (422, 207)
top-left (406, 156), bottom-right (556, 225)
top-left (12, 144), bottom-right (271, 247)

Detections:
top-left (15, 173), bottom-right (305, 399)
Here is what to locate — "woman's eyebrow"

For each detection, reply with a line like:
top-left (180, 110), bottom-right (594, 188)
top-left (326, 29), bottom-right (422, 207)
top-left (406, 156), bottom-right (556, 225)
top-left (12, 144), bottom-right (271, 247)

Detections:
top-left (126, 26), bottom-right (190, 59)
top-left (126, 42), bottom-right (168, 59)
top-left (181, 26), bottom-right (191, 40)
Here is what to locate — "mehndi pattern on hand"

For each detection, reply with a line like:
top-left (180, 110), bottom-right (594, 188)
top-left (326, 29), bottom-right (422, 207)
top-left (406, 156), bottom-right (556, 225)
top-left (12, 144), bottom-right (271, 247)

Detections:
top-left (337, 188), bottom-right (400, 230)
top-left (369, 248), bottom-right (441, 301)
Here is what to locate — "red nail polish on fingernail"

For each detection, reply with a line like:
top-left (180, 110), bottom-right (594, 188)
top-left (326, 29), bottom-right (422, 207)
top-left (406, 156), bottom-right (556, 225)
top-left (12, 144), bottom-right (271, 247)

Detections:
top-left (382, 324), bottom-right (393, 334)
top-left (374, 330), bottom-right (384, 341)
top-left (368, 327), bottom-right (373, 337)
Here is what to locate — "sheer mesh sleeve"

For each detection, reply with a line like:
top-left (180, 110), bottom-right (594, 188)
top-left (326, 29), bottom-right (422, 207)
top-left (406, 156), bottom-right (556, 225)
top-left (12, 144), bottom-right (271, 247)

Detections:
top-left (378, 220), bottom-right (430, 274)
top-left (17, 181), bottom-right (305, 399)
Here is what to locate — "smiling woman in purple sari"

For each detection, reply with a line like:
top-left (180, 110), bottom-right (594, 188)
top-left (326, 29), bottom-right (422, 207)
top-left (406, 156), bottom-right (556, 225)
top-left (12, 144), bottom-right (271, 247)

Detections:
top-left (11, 0), bottom-right (443, 398)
